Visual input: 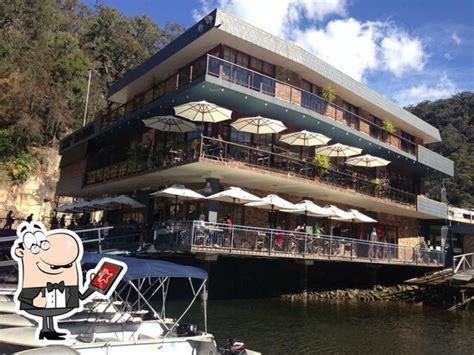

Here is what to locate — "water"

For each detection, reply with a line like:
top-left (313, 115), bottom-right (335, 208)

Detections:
top-left (171, 299), bottom-right (474, 354)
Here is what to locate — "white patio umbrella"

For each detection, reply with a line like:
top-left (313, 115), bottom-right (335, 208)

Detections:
top-left (280, 130), bottom-right (331, 146)
top-left (332, 208), bottom-right (377, 239)
top-left (88, 196), bottom-right (116, 210)
top-left (174, 100), bottom-right (232, 124)
top-left (281, 200), bottom-right (332, 216)
top-left (206, 186), bottom-right (261, 220)
top-left (281, 200), bottom-right (332, 225)
top-left (316, 143), bottom-right (362, 158)
top-left (56, 203), bottom-right (77, 213)
top-left (69, 200), bottom-right (96, 213)
top-left (346, 209), bottom-right (378, 223)
top-left (245, 194), bottom-right (297, 227)
top-left (142, 115), bottom-right (196, 133)
top-left (345, 154), bottom-right (391, 168)
top-left (231, 116), bottom-right (287, 135)
top-left (323, 205), bottom-right (353, 220)
top-left (280, 130), bottom-right (331, 159)
top-left (101, 195), bottom-right (146, 210)
top-left (151, 184), bottom-right (205, 218)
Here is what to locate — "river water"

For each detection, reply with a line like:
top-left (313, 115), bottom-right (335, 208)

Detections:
top-left (176, 299), bottom-right (474, 354)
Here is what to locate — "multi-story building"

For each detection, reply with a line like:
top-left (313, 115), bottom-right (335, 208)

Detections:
top-left (56, 9), bottom-right (453, 266)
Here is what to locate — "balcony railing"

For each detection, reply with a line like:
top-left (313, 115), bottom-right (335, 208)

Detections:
top-left (206, 55), bottom-right (417, 155)
top-left (200, 136), bottom-right (416, 206)
top-left (154, 221), bottom-right (445, 267)
top-left (62, 54), bottom-right (418, 155)
top-left (85, 136), bottom-right (417, 206)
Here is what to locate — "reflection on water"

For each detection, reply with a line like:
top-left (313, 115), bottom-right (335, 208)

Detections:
top-left (169, 299), bottom-right (474, 354)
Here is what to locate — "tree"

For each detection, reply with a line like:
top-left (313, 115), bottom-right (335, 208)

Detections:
top-left (0, 0), bottom-right (184, 182)
top-left (407, 92), bottom-right (474, 207)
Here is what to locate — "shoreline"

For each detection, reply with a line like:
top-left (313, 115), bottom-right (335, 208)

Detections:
top-left (280, 284), bottom-right (471, 310)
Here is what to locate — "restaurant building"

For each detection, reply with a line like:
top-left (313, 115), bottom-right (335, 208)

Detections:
top-left (56, 9), bottom-right (453, 255)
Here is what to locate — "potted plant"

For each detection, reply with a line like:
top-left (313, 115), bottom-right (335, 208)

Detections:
top-left (313, 222), bottom-right (325, 237)
top-left (382, 119), bottom-right (395, 133)
top-left (322, 86), bottom-right (336, 103)
top-left (371, 177), bottom-right (389, 196)
top-left (382, 120), bottom-right (400, 147)
top-left (314, 154), bottom-right (330, 180)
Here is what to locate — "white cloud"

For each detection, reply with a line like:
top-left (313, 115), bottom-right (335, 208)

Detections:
top-left (380, 32), bottom-right (425, 77)
top-left (193, 0), bottom-right (347, 36)
top-left (394, 75), bottom-right (458, 106)
top-left (292, 19), bottom-right (380, 81)
top-left (193, 0), bottom-right (427, 82)
top-left (452, 32), bottom-right (462, 45)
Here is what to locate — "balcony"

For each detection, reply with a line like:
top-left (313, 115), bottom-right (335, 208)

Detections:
top-left (155, 221), bottom-right (445, 267)
top-left (64, 54), bottom-right (418, 156)
top-left (85, 136), bottom-right (417, 207)
top-left (206, 55), bottom-right (417, 155)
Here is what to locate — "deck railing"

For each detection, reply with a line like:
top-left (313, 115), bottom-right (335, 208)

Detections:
top-left (453, 252), bottom-right (474, 273)
top-left (0, 225), bottom-right (141, 266)
top-left (84, 135), bottom-right (417, 206)
top-left (154, 221), bottom-right (445, 267)
top-left (200, 136), bottom-right (417, 206)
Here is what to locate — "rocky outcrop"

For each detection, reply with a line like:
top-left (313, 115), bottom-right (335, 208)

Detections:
top-left (0, 146), bottom-right (61, 225)
top-left (281, 284), bottom-right (423, 303)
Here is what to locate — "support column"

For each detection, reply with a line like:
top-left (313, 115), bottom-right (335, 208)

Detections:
top-left (203, 177), bottom-right (220, 222)
top-left (296, 260), bottom-right (313, 301)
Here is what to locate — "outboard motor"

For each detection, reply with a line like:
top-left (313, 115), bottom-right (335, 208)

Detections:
top-left (219, 338), bottom-right (247, 355)
top-left (176, 323), bottom-right (198, 336)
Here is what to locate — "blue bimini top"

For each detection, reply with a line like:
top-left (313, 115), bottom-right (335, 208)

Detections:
top-left (81, 253), bottom-right (208, 281)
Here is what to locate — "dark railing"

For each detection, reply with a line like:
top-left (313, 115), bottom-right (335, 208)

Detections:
top-left (85, 136), bottom-right (417, 206)
top-left (200, 136), bottom-right (416, 206)
top-left (154, 221), bottom-right (445, 267)
top-left (206, 55), bottom-right (417, 156)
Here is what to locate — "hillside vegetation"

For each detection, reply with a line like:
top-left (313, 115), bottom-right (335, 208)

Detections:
top-left (0, 2), bottom-right (472, 209)
top-left (0, 0), bottom-right (183, 182)
top-left (407, 92), bottom-right (474, 207)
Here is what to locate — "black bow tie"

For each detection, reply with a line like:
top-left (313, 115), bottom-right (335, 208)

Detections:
top-left (46, 281), bottom-right (65, 292)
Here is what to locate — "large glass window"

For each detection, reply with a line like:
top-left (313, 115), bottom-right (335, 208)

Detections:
top-left (367, 115), bottom-right (383, 140)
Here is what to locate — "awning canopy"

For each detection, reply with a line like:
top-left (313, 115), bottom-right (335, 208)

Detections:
top-left (82, 253), bottom-right (208, 281)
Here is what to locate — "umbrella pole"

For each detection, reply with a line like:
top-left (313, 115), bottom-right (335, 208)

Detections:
top-left (174, 195), bottom-right (178, 219)
top-left (232, 197), bottom-right (236, 222)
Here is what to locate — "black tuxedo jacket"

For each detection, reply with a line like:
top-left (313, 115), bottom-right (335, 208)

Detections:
top-left (17, 285), bottom-right (94, 311)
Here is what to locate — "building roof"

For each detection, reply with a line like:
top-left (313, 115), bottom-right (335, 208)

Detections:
top-left (108, 9), bottom-right (441, 144)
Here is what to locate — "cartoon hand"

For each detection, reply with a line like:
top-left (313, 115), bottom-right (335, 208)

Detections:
top-left (33, 293), bottom-right (47, 308)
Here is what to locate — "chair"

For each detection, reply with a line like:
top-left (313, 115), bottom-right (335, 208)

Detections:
top-left (255, 232), bottom-right (266, 251)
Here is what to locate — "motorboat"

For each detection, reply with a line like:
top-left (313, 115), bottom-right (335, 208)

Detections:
top-left (0, 253), bottom-right (260, 355)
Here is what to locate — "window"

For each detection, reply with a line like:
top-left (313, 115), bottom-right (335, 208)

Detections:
top-left (236, 52), bottom-right (249, 67)
top-left (223, 46), bottom-right (236, 63)
top-left (301, 79), bottom-right (312, 92)
top-left (400, 130), bottom-right (416, 154)
top-left (343, 101), bottom-right (360, 129)
top-left (368, 115), bottom-right (383, 140)
top-left (262, 62), bottom-right (274, 76)
top-left (250, 57), bottom-right (263, 72)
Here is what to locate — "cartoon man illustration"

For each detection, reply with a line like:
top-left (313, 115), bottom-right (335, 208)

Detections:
top-left (11, 221), bottom-right (126, 341)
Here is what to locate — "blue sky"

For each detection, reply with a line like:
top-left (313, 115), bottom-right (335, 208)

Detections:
top-left (84, 0), bottom-right (473, 106)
